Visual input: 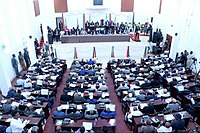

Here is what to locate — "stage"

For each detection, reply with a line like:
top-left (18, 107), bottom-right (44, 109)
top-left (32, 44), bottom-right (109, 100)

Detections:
top-left (60, 34), bottom-right (130, 43)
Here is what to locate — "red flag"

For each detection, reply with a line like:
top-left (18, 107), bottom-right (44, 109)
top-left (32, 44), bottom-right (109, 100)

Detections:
top-left (126, 46), bottom-right (130, 57)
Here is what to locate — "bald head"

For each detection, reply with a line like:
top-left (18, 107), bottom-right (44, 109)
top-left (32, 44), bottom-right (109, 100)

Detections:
top-left (165, 122), bottom-right (171, 128)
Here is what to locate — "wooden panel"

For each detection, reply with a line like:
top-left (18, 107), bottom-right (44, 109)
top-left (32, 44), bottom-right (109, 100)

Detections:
top-left (54, 0), bottom-right (68, 13)
top-left (33, 0), bottom-right (40, 17)
top-left (121, 0), bottom-right (134, 12)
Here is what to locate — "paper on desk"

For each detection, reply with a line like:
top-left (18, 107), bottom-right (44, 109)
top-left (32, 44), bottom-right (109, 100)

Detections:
top-left (1, 99), bottom-right (7, 104)
top-left (21, 92), bottom-right (31, 98)
top-left (139, 103), bottom-right (148, 109)
top-left (139, 81), bottom-right (145, 85)
top-left (26, 103), bottom-right (32, 107)
top-left (11, 102), bottom-right (20, 107)
top-left (105, 104), bottom-right (115, 112)
top-left (102, 92), bottom-right (109, 97)
top-left (109, 119), bottom-right (116, 126)
top-left (86, 104), bottom-right (95, 111)
top-left (134, 90), bottom-right (140, 96)
top-left (83, 122), bottom-right (92, 130)
top-left (5, 118), bottom-right (12, 122)
top-left (60, 104), bottom-right (69, 109)
top-left (51, 75), bottom-right (58, 81)
top-left (36, 80), bottom-right (43, 86)
top-left (41, 89), bottom-right (48, 95)
top-left (176, 85), bottom-right (184, 91)
top-left (77, 105), bottom-right (83, 110)
top-left (164, 114), bottom-right (175, 121)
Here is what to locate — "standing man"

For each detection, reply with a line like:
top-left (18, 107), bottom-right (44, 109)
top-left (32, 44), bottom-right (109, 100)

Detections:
top-left (34, 38), bottom-right (39, 59)
top-left (18, 51), bottom-right (26, 70)
top-left (11, 54), bottom-right (20, 78)
top-left (24, 48), bottom-right (31, 69)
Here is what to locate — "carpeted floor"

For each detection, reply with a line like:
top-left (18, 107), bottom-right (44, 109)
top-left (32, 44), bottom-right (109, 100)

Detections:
top-left (105, 70), bottom-right (132, 133)
top-left (43, 69), bottom-right (70, 133)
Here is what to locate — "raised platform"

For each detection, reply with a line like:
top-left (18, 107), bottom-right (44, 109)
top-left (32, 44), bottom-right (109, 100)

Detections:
top-left (61, 34), bottom-right (130, 43)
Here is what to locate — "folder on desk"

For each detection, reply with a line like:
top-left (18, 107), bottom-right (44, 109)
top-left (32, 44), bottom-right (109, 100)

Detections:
top-left (164, 114), bottom-right (175, 121)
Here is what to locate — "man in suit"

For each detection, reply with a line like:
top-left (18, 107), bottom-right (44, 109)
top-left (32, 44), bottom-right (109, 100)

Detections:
top-left (11, 54), bottom-right (20, 77)
top-left (18, 51), bottom-right (26, 70)
top-left (84, 109), bottom-right (99, 119)
top-left (53, 106), bottom-right (67, 118)
top-left (166, 99), bottom-right (180, 112)
top-left (73, 92), bottom-right (85, 104)
top-left (24, 48), bottom-right (31, 69)
top-left (171, 114), bottom-right (185, 132)
top-left (138, 119), bottom-right (157, 133)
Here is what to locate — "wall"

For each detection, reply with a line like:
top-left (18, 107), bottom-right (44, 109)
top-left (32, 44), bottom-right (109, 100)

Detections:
top-left (0, 0), bottom-right (49, 95)
top-left (55, 0), bottom-right (134, 29)
top-left (157, 0), bottom-right (200, 70)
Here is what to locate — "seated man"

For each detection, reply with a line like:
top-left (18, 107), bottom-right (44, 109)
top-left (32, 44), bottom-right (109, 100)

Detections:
top-left (123, 93), bottom-right (136, 102)
top-left (84, 109), bottom-right (99, 119)
top-left (2, 99), bottom-right (12, 113)
top-left (85, 95), bottom-right (98, 104)
top-left (165, 98), bottom-right (180, 112)
top-left (171, 114), bottom-right (185, 132)
top-left (23, 78), bottom-right (32, 88)
top-left (60, 91), bottom-right (74, 103)
top-left (73, 92), bottom-right (85, 104)
top-left (116, 82), bottom-right (129, 96)
top-left (98, 95), bottom-right (111, 103)
top-left (138, 119), bottom-right (157, 133)
top-left (125, 106), bottom-right (143, 123)
top-left (98, 82), bottom-right (108, 92)
top-left (7, 87), bottom-right (16, 97)
top-left (68, 108), bottom-right (83, 120)
top-left (53, 106), bottom-right (68, 118)
top-left (136, 90), bottom-right (148, 101)
top-left (13, 90), bottom-right (25, 100)
top-left (157, 121), bottom-right (172, 133)
top-left (140, 102), bottom-right (155, 115)
top-left (87, 59), bottom-right (95, 65)
top-left (100, 107), bottom-right (116, 118)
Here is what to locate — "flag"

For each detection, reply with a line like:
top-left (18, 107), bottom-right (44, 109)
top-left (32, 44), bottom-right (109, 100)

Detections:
top-left (55, 49), bottom-right (57, 58)
top-left (106, 14), bottom-right (107, 21)
top-left (114, 16), bottom-right (116, 23)
top-left (111, 46), bottom-right (114, 58)
top-left (74, 47), bottom-right (78, 59)
top-left (132, 12), bottom-right (135, 28)
top-left (109, 13), bottom-right (112, 22)
top-left (89, 15), bottom-right (91, 23)
top-left (83, 13), bottom-right (85, 29)
top-left (77, 18), bottom-right (79, 26)
top-left (126, 46), bottom-right (130, 57)
top-left (92, 47), bottom-right (96, 58)
top-left (143, 46), bottom-right (147, 58)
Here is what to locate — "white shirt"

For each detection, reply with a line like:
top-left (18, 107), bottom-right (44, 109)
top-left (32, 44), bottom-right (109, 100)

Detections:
top-left (10, 118), bottom-right (28, 133)
top-left (157, 126), bottom-right (172, 133)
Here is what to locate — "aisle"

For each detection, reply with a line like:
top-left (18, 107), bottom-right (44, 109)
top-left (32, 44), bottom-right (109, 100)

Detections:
top-left (105, 70), bottom-right (132, 133)
top-left (43, 69), bottom-right (70, 133)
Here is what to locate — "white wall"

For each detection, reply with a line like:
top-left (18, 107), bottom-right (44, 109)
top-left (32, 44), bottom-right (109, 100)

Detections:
top-left (0, 0), bottom-right (51, 95)
top-left (57, 0), bottom-right (134, 29)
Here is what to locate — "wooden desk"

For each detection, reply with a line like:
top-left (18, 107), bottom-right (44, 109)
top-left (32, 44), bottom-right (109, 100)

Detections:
top-left (0, 115), bottom-right (43, 132)
top-left (58, 119), bottom-right (116, 133)
top-left (132, 111), bottom-right (192, 133)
